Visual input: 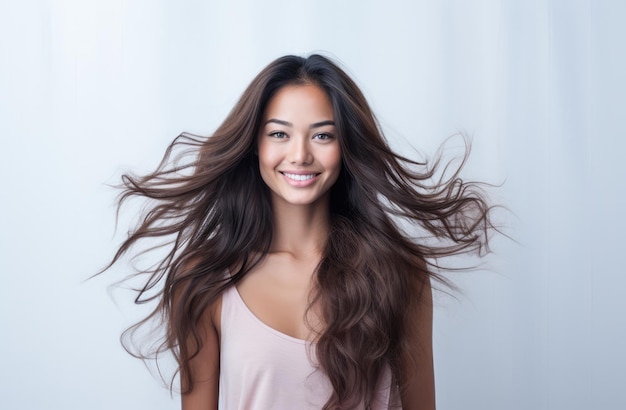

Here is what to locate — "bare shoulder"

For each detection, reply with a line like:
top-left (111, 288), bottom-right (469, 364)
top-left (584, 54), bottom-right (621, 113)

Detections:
top-left (399, 259), bottom-right (436, 410)
top-left (178, 261), bottom-right (223, 410)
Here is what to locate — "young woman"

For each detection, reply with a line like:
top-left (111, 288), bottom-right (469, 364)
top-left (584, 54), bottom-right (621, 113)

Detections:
top-left (106, 54), bottom-right (494, 409)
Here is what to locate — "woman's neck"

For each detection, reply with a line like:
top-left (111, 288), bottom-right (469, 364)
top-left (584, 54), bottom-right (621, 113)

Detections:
top-left (269, 199), bottom-right (330, 259)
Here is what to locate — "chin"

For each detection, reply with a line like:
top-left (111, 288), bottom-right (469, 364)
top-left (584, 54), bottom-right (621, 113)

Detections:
top-left (274, 193), bottom-right (329, 208)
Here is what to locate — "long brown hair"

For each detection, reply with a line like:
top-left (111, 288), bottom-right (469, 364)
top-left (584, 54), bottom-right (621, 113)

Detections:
top-left (104, 54), bottom-right (496, 409)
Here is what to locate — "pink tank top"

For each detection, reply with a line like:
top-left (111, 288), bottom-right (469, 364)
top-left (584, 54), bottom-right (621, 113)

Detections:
top-left (218, 285), bottom-right (399, 409)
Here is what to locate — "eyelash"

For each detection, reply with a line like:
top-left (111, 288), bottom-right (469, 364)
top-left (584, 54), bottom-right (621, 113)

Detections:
top-left (269, 131), bottom-right (287, 139)
top-left (314, 133), bottom-right (334, 140)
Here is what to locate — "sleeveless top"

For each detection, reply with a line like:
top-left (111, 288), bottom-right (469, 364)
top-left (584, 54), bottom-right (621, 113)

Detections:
top-left (218, 285), bottom-right (400, 409)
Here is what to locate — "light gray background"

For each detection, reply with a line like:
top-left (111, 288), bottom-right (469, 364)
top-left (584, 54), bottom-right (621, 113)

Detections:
top-left (1, 1), bottom-right (624, 409)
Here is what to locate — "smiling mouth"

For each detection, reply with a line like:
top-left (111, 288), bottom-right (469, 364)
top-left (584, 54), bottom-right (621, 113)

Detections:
top-left (280, 172), bottom-right (320, 181)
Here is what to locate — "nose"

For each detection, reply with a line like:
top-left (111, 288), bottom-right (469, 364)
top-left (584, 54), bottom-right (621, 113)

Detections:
top-left (287, 136), bottom-right (313, 165)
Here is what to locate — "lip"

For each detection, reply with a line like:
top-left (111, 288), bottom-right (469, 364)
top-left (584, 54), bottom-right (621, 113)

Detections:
top-left (279, 171), bottom-right (321, 187)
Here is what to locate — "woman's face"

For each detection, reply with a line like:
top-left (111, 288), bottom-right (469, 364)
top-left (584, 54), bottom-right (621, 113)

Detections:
top-left (257, 83), bottom-right (341, 208)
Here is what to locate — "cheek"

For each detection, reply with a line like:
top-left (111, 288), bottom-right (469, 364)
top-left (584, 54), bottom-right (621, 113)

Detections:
top-left (258, 134), bottom-right (282, 155)
top-left (257, 142), bottom-right (277, 181)
top-left (257, 159), bottom-right (272, 189)
top-left (328, 146), bottom-right (342, 172)
top-left (257, 141), bottom-right (272, 167)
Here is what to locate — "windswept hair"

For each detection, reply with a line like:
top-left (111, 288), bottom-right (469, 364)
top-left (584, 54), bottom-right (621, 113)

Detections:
top-left (104, 54), bottom-right (496, 409)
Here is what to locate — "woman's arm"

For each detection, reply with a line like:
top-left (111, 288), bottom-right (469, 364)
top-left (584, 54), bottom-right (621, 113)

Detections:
top-left (399, 275), bottom-right (436, 410)
top-left (181, 298), bottom-right (221, 410)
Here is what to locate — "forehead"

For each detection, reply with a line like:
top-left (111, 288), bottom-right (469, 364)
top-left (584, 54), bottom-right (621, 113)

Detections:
top-left (263, 84), bottom-right (334, 121)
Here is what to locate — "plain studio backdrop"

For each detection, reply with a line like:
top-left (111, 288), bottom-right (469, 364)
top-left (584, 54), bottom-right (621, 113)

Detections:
top-left (1, 1), bottom-right (624, 409)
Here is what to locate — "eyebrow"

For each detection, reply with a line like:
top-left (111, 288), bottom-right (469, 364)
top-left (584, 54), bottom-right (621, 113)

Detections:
top-left (264, 119), bottom-right (335, 129)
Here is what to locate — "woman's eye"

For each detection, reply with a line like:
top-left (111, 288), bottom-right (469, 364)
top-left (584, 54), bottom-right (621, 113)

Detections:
top-left (314, 133), bottom-right (334, 140)
top-left (269, 131), bottom-right (287, 139)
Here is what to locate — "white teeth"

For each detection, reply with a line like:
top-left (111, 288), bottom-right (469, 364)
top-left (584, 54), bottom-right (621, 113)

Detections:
top-left (283, 172), bottom-right (317, 181)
